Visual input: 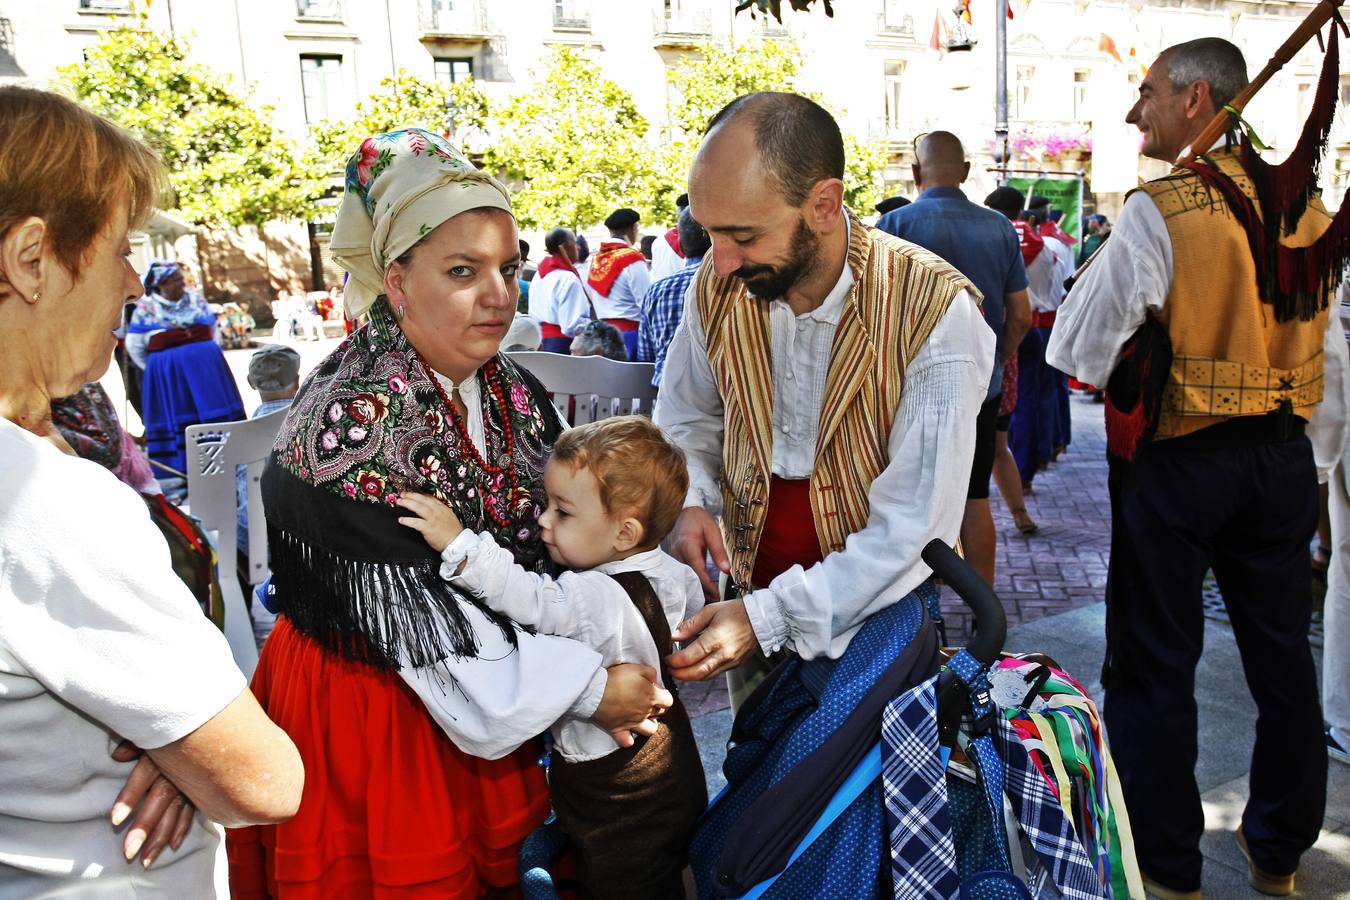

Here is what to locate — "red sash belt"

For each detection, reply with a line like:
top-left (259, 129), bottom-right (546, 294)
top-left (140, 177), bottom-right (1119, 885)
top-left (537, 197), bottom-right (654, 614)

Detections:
top-left (146, 324), bottom-right (214, 353)
top-left (1032, 310), bottom-right (1057, 328)
top-left (540, 322), bottom-right (566, 340)
top-left (603, 318), bottom-right (639, 333)
top-left (751, 475), bottom-right (825, 588)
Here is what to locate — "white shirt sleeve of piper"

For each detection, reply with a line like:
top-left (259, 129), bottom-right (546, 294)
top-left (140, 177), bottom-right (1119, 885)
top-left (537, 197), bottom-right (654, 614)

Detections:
top-left (654, 284), bottom-right (725, 515)
top-left (1047, 192), bottom-right (1173, 386)
top-left (442, 531), bottom-right (661, 674)
top-left (741, 289), bottom-right (995, 659)
top-left (1309, 309), bottom-right (1350, 483)
top-left (557, 275), bottom-right (593, 337)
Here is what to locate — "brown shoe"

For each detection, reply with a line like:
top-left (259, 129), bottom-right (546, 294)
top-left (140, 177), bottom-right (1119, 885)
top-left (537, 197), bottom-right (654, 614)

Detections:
top-left (1141, 872), bottom-right (1202, 900)
top-left (1236, 827), bottom-right (1297, 896)
top-left (1010, 507), bottom-right (1039, 535)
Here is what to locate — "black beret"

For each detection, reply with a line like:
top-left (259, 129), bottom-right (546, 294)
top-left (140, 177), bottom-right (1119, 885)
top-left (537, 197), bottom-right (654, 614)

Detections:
top-left (676, 193), bottom-right (689, 209)
top-left (874, 195), bottom-right (910, 215)
top-left (604, 207), bottom-right (640, 230)
top-left (984, 186), bottom-right (1025, 215)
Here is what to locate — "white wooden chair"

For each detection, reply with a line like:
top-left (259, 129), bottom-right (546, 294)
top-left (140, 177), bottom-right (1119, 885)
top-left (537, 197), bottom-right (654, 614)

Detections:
top-left (185, 407), bottom-right (289, 678)
top-left (508, 352), bottom-right (658, 424)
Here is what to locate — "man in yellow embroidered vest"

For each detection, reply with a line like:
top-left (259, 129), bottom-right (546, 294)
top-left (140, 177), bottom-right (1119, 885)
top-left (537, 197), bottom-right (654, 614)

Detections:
top-left (654, 92), bottom-right (995, 707)
top-left (1048, 38), bottom-right (1350, 899)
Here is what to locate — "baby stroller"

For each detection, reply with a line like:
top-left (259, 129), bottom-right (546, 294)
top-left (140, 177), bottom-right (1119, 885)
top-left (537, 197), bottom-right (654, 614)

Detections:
top-left (690, 540), bottom-right (1140, 899)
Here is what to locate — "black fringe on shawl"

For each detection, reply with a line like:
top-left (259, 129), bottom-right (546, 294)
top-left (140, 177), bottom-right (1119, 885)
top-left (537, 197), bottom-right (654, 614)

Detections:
top-left (262, 463), bottom-right (523, 672)
top-left (1183, 21), bottom-right (1350, 323)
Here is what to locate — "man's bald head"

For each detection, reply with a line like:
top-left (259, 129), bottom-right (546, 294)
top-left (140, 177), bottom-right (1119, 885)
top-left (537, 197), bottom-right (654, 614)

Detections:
top-left (698, 91), bottom-right (844, 207)
top-left (913, 131), bottom-right (969, 190)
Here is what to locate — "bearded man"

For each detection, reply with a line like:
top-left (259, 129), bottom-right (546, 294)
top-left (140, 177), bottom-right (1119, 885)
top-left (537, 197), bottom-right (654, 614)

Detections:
top-left (654, 92), bottom-right (995, 707)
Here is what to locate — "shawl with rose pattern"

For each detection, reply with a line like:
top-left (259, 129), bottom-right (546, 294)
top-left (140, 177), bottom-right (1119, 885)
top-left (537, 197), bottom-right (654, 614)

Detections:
top-left (262, 300), bottom-right (564, 670)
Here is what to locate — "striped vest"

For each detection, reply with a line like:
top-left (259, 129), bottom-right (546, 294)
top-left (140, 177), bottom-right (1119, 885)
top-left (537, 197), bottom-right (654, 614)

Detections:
top-left (1136, 149), bottom-right (1331, 440)
top-left (696, 209), bottom-right (976, 589)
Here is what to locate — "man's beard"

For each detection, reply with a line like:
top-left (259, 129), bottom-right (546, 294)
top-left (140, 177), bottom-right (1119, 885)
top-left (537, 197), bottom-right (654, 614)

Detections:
top-left (733, 217), bottom-right (820, 300)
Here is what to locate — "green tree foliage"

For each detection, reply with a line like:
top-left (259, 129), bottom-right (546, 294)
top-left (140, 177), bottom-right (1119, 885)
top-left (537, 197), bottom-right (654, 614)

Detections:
top-left (60, 20), bottom-right (319, 225)
top-left (303, 70), bottom-right (489, 178)
top-left (477, 47), bottom-right (659, 231)
top-left (663, 38), bottom-right (886, 216)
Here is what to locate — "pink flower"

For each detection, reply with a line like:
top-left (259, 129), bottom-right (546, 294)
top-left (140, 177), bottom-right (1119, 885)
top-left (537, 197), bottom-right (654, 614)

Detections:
top-left (384, 493), bottom-right (399, 505)
top-left (389, 373), bottom-right (409, 394)
top-left (356, 138), bottom-right (380, 186)
top-left (510, 383), bottom-right (530, 415)
top-left (343, 482), bottom-right (358, 498)
top-left (321, 430), bottom-right (340, 451)
top-left (328, 402), bottom-right (343, 423)
top-left (348, 425), bottom-right (368, 442)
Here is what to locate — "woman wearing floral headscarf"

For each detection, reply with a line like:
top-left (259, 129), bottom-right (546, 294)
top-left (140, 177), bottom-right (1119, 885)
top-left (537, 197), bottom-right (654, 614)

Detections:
top-left (127, 261), bottom-right (244, 476)
top-left (226, 129), bottom-right (670, 899)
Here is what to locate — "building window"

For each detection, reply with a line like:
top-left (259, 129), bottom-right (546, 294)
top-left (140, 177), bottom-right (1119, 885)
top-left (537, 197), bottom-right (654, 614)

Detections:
top-left (1014, 64), bottom-right (1035, 118)
top-left (300, 55), bottom-right (343, 124)
top-left (878, 0), bottom-right (912, 35)
top-left (296, 0), bottom-right (342, 19)
top-left (434, 57), bottom-right (473, 85)
top-left (1073, 68), bottom-right (1091, 121)
top-left (884, 60), bottom-right (905, 130)
top-left (554, 0), bottom-right (590, 31)
top-left (79, 0), bottom-right (133, 11)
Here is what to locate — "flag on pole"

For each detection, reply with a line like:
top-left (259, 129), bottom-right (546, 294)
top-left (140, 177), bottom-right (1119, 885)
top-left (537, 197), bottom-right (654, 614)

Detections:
top-left (930, 12), bottom-right (948, 55)
top-left (1099, 32), bottom-right (1123, 63)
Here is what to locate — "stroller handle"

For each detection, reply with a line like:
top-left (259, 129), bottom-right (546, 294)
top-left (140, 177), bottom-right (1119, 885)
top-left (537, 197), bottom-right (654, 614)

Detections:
top-left (921, 539), bottom-right (1006, 664)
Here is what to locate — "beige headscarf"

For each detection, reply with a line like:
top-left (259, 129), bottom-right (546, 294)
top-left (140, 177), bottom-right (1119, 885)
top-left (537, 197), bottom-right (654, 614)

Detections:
top-left (329, 128), bottom-right (513, 319)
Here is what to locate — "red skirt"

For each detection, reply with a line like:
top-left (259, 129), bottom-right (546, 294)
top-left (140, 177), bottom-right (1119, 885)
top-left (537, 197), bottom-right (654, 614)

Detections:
top-left (227, 617), bottom-right (550, 899)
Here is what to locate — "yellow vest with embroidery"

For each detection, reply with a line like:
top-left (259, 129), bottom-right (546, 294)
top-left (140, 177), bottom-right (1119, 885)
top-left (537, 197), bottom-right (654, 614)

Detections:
top-left (1136, 149), bottom-right (1331, 440)
top-left (696, 210), bottom-right (977, 589)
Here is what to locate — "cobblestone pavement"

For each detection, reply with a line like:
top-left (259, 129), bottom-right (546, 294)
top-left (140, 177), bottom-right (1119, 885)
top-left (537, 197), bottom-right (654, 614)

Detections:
top-left (684, 389), bottom-right (1112, 720)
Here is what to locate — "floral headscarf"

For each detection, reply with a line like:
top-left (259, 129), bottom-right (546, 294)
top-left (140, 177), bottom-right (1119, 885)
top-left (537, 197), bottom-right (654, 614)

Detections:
top-left (329, 128), bottom-right (513, 319)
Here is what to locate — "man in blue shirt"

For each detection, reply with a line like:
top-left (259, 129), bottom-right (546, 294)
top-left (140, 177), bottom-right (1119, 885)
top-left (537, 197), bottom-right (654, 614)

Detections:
top-left (637, 206), bottom-right (710, 387)
top-left (878, 131), bottom-right (1031, 585)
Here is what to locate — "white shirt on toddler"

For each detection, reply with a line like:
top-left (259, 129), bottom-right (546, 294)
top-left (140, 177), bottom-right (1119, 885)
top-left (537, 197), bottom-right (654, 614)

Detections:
top-left (433, 531), bottom-right (704, 762)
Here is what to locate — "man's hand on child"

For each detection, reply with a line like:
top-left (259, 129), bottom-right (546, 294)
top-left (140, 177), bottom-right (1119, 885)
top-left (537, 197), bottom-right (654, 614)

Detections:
top-left (667, 598), bottom-right (761, 681)
top-left (396, 492), bottom-right (464, 552)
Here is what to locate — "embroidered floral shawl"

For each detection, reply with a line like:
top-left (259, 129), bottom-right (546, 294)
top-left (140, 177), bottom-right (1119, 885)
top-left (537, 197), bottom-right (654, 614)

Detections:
top-left (263, 300), bottom-right (564, 670)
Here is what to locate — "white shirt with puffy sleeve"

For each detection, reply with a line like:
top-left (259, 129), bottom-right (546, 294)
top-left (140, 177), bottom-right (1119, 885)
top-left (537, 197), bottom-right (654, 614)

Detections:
top-left (0, 416), bottom-right (246, 898)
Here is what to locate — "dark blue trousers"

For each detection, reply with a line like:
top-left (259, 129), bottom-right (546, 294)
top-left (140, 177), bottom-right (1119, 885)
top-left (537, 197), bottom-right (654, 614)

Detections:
top-left (1103, 431), bottom-right (1326, 889)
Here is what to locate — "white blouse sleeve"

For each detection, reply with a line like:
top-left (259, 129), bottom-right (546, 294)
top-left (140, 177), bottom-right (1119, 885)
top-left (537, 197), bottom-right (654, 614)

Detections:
top-left (1046, 192), bottom-right (1172, 386)
top-left (440, 531), bottom-right (658, 670)
top-left (653, 286), bottom-right (726, 514)
top-left (397, 603), bottom-right (606, 761)
top-left (1309, 310), bottom-right (1350, 483)
top-left (741, 290), bottom-right (996, 660)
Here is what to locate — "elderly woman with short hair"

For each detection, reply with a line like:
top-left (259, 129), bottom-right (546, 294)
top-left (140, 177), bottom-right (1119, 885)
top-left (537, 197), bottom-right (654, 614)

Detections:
top-left (0, 86), bottom-right (303, 897)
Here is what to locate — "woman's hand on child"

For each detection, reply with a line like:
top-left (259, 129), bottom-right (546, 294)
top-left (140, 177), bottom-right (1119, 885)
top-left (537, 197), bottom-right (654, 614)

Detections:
top-left (594, 663), bottom-right (673, 748)
top-left (396, 492), bottom-right (464, 551)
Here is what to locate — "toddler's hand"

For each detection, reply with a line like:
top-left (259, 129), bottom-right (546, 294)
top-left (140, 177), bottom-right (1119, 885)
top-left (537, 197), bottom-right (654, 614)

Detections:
top-left (396, 492), bottom-right (463, 552)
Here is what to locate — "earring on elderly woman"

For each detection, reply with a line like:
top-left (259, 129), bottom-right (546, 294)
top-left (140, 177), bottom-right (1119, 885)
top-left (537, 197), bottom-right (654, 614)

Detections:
top-left (31, 290), bottom-right (41, 302)
top-left (395, 303), bottom-right (406, 322)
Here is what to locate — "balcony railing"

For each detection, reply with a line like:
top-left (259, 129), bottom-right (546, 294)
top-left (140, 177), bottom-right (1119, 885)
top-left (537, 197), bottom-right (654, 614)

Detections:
top-left (418, 0), bottom-right (490, 40)
top-left (297, 0), bottom-right (343, 20)
top-left (79, 0), bottom-right (133, 11)
top-left (876, 12), bottom-right (914, 36)
top-left (554, 7), bottom-right (591, 31)
top-left (653, 7), bottom-right (713, 47)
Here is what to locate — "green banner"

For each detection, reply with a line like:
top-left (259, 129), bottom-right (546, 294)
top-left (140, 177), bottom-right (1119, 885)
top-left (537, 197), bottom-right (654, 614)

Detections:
top-left (1005, 176), bottom-right (1082, 243)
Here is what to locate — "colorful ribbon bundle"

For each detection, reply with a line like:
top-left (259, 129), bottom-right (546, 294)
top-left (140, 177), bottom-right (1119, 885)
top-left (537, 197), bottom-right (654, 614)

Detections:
top-left (990, 658), bottom-right (1144, 898)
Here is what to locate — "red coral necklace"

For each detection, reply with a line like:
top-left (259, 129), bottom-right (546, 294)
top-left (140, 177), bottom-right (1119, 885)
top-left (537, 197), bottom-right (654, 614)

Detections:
top-left (421, 359), bottom-right (520, 528)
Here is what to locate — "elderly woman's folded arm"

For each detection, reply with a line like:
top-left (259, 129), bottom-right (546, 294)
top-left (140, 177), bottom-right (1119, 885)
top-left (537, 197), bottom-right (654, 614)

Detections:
top-left (146, 690), bottom-right (304, 827)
